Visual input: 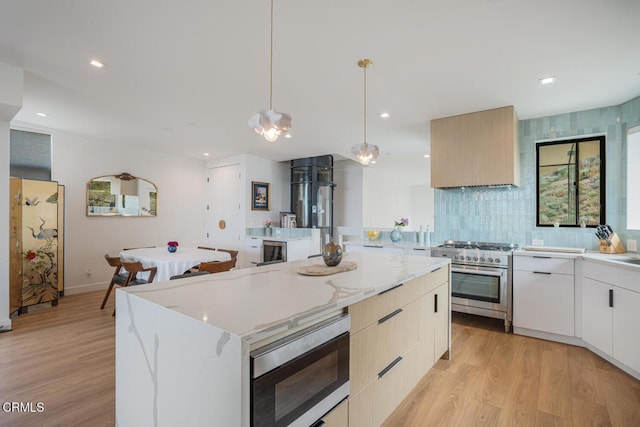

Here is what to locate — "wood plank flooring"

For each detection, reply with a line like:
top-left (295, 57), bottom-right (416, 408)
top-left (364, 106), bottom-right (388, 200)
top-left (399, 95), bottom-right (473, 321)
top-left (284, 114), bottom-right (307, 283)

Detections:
top-left (1, 291), bottom-right (639, 426)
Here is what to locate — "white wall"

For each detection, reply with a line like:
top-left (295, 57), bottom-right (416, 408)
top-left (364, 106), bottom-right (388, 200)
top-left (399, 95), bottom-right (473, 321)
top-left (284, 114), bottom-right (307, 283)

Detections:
top-left (1, 62), bottom-right (23, 331)
top-left (48, 128), bottom-right (207, 293)
top-left (334, 159), bottom-right (363, 231)
top-left (362, 155), bottom-right (434, 231)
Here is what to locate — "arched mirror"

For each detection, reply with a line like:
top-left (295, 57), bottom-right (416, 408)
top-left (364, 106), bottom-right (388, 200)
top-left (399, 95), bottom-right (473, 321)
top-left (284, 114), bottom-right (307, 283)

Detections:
top-left (87, 173), bottom-right (157, 216)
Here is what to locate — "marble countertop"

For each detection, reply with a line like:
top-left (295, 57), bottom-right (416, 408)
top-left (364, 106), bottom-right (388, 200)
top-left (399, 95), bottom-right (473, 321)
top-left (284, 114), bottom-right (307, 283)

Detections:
top-left (514, 248), bottom-right (640, 271)
top-left (119, 251), bottom-right (449, 344)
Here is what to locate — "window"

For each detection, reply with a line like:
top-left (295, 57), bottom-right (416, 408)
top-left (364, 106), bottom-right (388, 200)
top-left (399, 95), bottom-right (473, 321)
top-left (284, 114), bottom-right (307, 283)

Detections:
top-left (536, 136), bottom-right (605, 227)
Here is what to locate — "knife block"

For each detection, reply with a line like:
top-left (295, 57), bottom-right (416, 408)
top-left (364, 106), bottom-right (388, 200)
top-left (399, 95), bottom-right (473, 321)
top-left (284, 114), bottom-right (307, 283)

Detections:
top-left (599, 232), bottom-right (626, 254)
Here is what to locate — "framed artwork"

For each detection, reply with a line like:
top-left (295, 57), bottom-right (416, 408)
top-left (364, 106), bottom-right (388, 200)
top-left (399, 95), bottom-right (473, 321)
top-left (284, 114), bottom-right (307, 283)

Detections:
top-left (252, 181), bottom-right (270, 211)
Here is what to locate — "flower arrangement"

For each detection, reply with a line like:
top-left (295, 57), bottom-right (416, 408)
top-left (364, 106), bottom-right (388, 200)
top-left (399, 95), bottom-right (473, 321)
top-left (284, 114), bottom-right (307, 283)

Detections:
top-left (167, 241), bottom-right (179, 247)
top-left (394, 218), bottom-right (409, 227)
top-left (264, 220), bottom-right (272, 228)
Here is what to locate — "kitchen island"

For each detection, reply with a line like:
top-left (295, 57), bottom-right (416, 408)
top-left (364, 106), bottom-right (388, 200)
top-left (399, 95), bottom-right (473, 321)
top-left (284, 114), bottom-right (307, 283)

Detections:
top-left (115, 251), bottom-right (450, 426)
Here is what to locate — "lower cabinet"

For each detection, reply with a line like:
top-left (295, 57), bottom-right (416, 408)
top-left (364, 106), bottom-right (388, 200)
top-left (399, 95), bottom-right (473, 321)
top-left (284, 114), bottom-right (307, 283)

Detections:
top-left (513, 254), bottom-right (575, 337)
top-left (347, 265), bottom-right (450, 427)
top-left (582, 261), bottom-right (640, 374)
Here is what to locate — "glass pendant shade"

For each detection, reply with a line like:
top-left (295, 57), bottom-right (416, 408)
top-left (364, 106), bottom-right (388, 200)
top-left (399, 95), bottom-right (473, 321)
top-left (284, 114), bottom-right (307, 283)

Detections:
top-left (249, 109), bottom-right (292, 143)
top-left (351, 142), bottom-right (379, 166)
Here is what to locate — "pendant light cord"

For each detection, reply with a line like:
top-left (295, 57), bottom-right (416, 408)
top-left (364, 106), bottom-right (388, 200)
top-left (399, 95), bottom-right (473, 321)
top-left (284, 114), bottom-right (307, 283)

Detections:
top-left (269, 0), bottom-right (274, 110)
top-left (363, 63), bottom-right (367, 146)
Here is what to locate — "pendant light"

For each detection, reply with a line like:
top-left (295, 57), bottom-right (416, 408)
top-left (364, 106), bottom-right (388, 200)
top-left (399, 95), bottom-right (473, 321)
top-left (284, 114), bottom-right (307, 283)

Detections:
top-left (351, 59), bottom-right (380, 165)
top-left (248, 0), bottom-right (291, 142)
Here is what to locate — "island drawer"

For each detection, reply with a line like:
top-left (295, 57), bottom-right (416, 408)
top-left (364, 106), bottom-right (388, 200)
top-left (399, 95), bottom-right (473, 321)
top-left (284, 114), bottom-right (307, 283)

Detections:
top-left (348, 344), bottom-right (417, 427)
top-left (350, 299), bottom-right (419, 393)
top-left (415, 265), bottom-right (449, 296)
top-left (514, 255), bottom-right (574, 274)
top-left (349, 278), bottom-right (420, 334)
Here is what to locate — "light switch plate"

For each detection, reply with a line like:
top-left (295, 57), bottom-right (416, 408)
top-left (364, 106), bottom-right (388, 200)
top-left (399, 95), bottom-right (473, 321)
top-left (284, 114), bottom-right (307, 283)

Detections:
top-left (532, 239), bottom-right (544, 246)
top-left (628, 239), bottom-right (637, 252)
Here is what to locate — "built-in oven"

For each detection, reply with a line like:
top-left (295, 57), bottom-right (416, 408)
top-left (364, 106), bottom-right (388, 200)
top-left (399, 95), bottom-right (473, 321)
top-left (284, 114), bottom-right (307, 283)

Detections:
top-left (250, 313), bottom-right (350, 427)
top-left (432, 240), bottom-right (516, 333)
top-left (263, 240), bottom-right (287, 264)
top-left (451, 264), bottom-right (510, 326)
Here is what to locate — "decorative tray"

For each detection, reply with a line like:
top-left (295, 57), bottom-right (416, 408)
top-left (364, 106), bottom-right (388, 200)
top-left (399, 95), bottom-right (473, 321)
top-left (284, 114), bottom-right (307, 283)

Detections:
top-left (297, 262), bottom-right (358, 276)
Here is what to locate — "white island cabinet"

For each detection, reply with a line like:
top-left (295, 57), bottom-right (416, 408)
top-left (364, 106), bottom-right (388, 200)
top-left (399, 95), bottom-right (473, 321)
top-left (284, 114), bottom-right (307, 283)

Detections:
top-left (116, 251), bottom-right (450, 427)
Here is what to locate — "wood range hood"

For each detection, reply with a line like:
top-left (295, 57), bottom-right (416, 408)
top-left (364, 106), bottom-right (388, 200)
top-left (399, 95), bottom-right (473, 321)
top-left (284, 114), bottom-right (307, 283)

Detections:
top-left (430, 105), bottom-right (520, 189)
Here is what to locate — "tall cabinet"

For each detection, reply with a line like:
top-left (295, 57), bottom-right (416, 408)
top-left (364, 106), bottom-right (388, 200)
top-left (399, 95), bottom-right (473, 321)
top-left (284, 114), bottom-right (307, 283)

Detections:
top-left (9, 178), bottom-right (65, 314)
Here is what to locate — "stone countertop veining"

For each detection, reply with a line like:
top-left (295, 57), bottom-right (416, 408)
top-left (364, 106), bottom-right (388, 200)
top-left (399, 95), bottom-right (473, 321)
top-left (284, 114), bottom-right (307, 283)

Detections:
top-left (119, 251), bottom-right (449, 344)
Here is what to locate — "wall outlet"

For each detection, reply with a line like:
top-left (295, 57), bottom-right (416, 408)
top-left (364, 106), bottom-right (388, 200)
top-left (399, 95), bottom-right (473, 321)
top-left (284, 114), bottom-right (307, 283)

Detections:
top-left (628, 239), bottom-right (637, 252)
top-left (532, 239), bottom-right (544, 246)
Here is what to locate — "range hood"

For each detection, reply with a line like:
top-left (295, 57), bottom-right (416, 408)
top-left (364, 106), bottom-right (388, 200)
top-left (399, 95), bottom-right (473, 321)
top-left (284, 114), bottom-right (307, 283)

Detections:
top-left (430, 105), bottom-right (520, 189)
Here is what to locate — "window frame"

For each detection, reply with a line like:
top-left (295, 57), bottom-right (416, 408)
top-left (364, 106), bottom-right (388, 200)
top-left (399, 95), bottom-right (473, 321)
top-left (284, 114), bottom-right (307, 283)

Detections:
top-left (535, 135), bottom-right (606, 228)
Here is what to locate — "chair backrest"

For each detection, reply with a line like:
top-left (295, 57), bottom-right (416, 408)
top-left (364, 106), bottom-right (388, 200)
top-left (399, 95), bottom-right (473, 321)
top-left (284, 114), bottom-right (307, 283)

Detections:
top-left (104, 254), bottom-right (122, 268)
top-left (198, 258), bottom-right (237, 274)
top-left (123, 246), bottom-right (156, 251)
top-left (217, 248), bottom-right (239, 259)
top-left (197, 246), bottom-right (216, 251)
top-left (120, 260), bottom-right (157, 284)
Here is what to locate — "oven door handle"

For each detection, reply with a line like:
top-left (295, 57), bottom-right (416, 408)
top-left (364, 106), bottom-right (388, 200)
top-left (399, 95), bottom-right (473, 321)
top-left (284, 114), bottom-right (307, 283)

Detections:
top-left (451, 266), bottom-right (505, 278)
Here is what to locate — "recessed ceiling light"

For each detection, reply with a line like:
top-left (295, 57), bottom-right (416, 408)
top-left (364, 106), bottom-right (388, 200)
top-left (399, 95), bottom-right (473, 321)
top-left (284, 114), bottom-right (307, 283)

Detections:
top-left (371, 160), bottom-right (377, 164)
top-left (380, 112), bottom-right (390, 118)
top-left (90, 59), bottom-right (105, 68)
top-left (36, 112), bottom-right (48, 117)
top-left (539, 76), bottom-right (556, 85)
top-left (423, 154), bottom-right (430, 158)
top-left (203, 152), bottom-right (210, 156)
top-left (284, 134), bottom-right (292, 138)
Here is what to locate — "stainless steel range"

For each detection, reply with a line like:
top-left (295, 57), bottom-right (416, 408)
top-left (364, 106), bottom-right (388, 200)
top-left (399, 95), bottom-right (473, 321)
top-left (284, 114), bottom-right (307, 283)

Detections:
top-left (431, 240), bottom-right (518, 332)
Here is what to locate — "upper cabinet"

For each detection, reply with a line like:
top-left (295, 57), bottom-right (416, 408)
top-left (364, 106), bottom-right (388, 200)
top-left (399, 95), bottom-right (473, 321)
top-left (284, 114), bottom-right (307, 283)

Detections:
top-left (430, 105), bottom-right (520, 188)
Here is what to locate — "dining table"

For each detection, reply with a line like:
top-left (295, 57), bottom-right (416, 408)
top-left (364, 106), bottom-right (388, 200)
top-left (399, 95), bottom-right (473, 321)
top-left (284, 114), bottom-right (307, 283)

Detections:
top-left (119, 247), bottom-right (232, 282)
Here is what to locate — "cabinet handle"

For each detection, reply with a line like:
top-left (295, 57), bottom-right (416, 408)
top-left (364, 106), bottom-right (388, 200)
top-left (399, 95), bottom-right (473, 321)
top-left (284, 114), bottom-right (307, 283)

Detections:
top-left (435, 293), bottom-right (438, 313)
top-left (364, 245), bottom-right (383, 248)
top-left (533, 256), bottom-right (552, 259)
top-left (533, 271), bottom-right (552, 275)
top-left (378, 308), bottom-right (403, 324)
top-left (378, 356), bottom-right (403, 378)
top-left (609, 289), bottom-right (613, 308)
top-left (380, 283), bottom-right (403, 295)
top-left (413, 248), bottom-right (427, 251)
top-left (311, 421), bottom-right (325, 427)
top-left (432, 266), bottom-right (442, 272)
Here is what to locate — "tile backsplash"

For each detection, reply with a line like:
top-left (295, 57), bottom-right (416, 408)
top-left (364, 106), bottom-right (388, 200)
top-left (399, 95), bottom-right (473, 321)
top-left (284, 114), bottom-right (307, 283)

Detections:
top-left (434, 96), bottom-right (640, 251)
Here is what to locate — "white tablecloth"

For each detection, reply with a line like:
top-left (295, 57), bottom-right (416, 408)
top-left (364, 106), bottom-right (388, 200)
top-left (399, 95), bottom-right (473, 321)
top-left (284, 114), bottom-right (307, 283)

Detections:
top-left (119, 247), bottom-right (231, 282)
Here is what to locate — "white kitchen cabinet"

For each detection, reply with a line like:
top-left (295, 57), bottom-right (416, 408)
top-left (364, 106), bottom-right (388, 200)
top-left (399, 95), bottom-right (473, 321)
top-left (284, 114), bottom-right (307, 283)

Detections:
top-left (582, 260), bottom-right (640, 375)
top-left (245, 237), bottom-right (262, 267)
top-left (513, 255), bottom-right (575, 337)
top-left (582, 277), bottom-right (613, 356)
top-left (286, 238), bottom-right (315, 261)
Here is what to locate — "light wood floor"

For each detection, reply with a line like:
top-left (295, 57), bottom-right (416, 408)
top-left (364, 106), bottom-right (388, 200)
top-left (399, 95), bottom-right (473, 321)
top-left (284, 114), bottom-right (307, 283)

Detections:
top-left (1, 291), bottom-right (639, 426)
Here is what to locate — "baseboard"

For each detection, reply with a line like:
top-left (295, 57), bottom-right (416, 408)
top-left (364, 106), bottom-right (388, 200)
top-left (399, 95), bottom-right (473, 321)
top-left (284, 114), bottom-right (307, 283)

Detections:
top-left (63, 281), bottom-right (109, 295)
top-left (513, 327), bottom-right (583, 346)
top-left (0, 318), bottom-right (12, 333)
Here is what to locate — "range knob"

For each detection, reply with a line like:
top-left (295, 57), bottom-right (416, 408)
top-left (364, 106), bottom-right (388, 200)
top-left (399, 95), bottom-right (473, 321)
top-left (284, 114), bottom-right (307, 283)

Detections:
top-left (495, 258), bottom-right (501, 263)
top-left (487, 257), bottom-right (494, 263)
top-left (466, 256), bottom-right (472, 261)
top-left (479, 257), bottom-right (486, 262)
top-left (473, 256), bottom-right (479, 261)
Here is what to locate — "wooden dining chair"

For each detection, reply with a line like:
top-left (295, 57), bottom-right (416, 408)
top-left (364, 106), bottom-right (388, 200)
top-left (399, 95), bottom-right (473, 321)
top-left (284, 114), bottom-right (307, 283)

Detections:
top-left (170, 271), bottom-right (211, 280)
top-left (197, 258), bottom-right (237, 274)
top-left (100, 254), bottom-right (129, 310)
top-left (108, 261), bottom-right (157, 316)
top-left (197, 246), bottom-right (216, 251)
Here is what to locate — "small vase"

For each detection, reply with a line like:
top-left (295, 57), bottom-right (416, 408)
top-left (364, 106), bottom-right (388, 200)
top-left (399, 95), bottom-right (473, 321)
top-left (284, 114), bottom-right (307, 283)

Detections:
top-left (322, 240), bottom-right (343, 267)
top-left (265, 227), bottom-right (272, 236)
top-left (168, 245), bottom-right (177, 253)
top-left (390, 226), bottom-right (402, 242)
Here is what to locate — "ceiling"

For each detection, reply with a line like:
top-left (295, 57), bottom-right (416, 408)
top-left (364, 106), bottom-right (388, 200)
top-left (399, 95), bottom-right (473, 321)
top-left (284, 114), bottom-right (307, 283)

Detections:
top-left (1, 0), bottom-right (639, 163)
